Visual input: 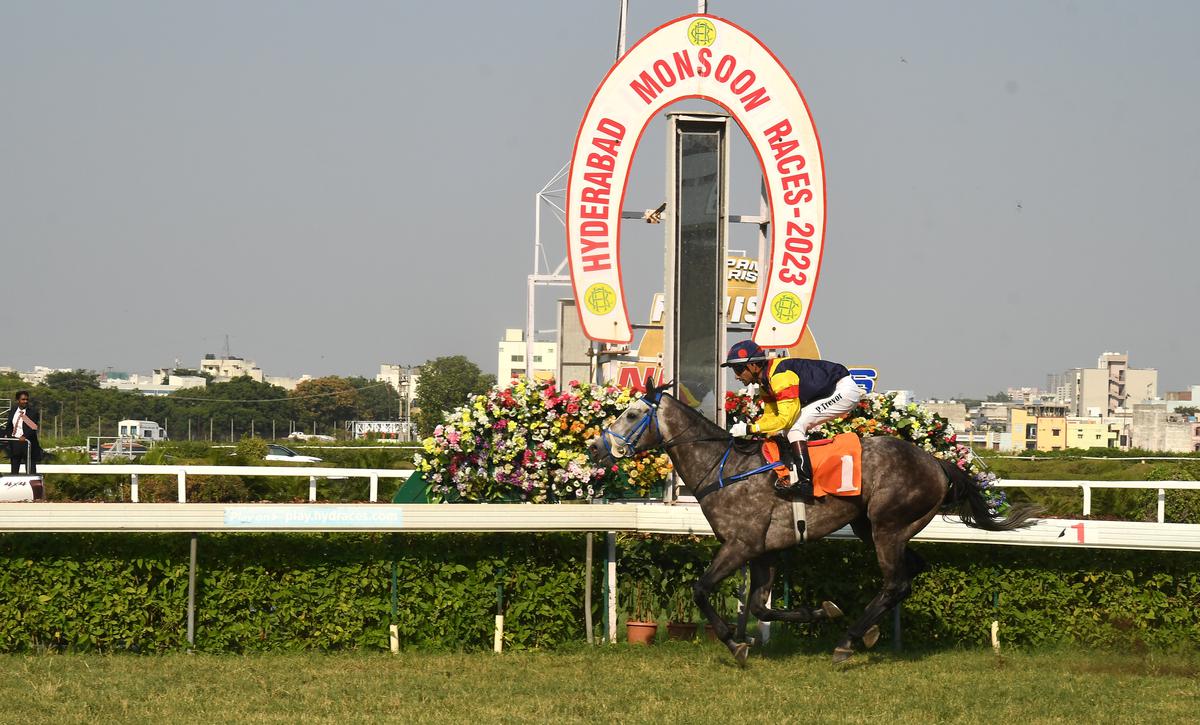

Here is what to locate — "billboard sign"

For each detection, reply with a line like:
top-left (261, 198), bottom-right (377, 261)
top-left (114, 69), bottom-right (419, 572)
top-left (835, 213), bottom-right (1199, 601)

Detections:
top-left (567, 14), bottom-right (825, 348)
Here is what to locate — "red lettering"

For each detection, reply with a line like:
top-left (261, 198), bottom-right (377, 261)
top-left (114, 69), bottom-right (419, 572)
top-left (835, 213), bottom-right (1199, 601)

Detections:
top-left (592, 135), bottom-right (619, 156)
top-left (697, 47), bottom-right (712, 77)
top-left (785, 221), bottom-right (814, 239)
top-left (596, 117), bottom-right (626, 140)
top-left (582, 255), bottom-right (611, 272)
top-left (580, 237), bottom-right (607, 255)
top-left (579, 205), bottom-right (606, 220)
top-left (652, 59), bottom-right (676, 87)
top-left (775, 153), bottom-right (804, 175)
top-left (583, 171), bottom-right (612, 191)
top-left (714, 54), bottom-right (735, 83)
top-left (580, 221), bottom-right (608, 236)
top-left (783, 188), bottom-right (813, 205)
top-left (781, 173), bottom-right (811, 191)
top-left (763, 119), bottom-right (792, 144)
top-left (730, 69), bottom-right (755, 94)
top-left (581, 186), bottom-right (609, 205)
top-left (672, 50), bottom-right (695, 81)
top-left (586, 153), bottom-right (615, 172)
top-left (630, 71), bottom-right (662, 104)
top-left (740, 86), bottom-right (770, 112)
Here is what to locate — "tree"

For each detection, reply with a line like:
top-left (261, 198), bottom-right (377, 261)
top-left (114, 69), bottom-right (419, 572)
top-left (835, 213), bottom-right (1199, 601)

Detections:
top-left (985, 391), bottom-right (1011, 402)
top-left (290, 376), bottom-right (359, 424)
top-left (413, 356), bottom-right (495, 437)
top-left (45, 369), bottom-right (101, 392)
top-left (0, 371), bottom-right (26, 398)
top-left (345, 376), bottom-right (395, 421)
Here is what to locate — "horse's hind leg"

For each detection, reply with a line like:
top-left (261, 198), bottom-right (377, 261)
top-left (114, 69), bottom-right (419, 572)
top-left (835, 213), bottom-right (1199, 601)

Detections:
top-left (693, 543), bottom-right (754, 665)
top-left (831, 531), bottom-right (918, 664)
top-left (745, 554), bottom-right (843, 628)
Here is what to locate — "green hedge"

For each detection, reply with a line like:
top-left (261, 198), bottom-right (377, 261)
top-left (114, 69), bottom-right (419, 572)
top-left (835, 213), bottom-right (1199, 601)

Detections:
top-left (0, 533), bottom-right (1197, 653)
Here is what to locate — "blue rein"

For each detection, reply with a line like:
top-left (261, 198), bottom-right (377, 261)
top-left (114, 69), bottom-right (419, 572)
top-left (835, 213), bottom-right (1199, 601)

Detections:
top-left (600, 389), bottom-right (778, 495)
top-left (599, 390), bottom-right (663, 459)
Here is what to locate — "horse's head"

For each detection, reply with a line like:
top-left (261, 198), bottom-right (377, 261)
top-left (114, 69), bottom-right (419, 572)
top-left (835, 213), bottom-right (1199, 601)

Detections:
top-left (586, 378), bottom-right (671, 466)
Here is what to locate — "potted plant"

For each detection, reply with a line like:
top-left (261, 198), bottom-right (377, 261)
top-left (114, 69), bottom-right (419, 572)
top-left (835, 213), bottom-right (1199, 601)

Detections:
top-left (665, 587), bottom-right (698, 641)
top-left (624, 579), bottom-right (660, 645)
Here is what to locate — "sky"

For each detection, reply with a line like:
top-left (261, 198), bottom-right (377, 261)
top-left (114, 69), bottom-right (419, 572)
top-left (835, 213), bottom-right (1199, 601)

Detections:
top-left (2, 1), bottom-right (1198, 399)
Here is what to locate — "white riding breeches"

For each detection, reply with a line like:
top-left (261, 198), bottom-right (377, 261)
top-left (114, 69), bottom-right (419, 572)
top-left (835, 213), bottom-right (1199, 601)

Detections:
top-left (786, 376), bottom-right (864, 443)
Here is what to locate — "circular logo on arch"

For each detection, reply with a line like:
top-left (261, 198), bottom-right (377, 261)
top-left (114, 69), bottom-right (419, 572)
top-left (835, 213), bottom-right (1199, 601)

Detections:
top-left (770, 292), bottom-right (803, 324)
top-left (584, 283), bottom-right (617, 315)
top-left (687, 19), bottom-right (716, 47)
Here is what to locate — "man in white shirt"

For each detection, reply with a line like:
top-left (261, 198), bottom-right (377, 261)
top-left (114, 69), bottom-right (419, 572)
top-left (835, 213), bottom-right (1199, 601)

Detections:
top-left (3, 390), bottom-right (41, 474)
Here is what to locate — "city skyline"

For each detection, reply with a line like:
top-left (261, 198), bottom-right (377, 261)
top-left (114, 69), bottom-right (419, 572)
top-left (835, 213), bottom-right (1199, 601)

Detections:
top-left (3, 3), bottom-right (1198, 396)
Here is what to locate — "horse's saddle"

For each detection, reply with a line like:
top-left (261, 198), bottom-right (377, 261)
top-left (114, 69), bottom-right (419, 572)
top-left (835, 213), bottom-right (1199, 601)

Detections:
top-left (761, 432), bottom-right (863, 497)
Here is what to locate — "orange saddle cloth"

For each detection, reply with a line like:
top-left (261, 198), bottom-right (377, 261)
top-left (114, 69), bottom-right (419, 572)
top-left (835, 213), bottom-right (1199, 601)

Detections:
top-left (761, 432), bottom-right (862, 497)
top-left (808, 433), bottom-right (863, 497)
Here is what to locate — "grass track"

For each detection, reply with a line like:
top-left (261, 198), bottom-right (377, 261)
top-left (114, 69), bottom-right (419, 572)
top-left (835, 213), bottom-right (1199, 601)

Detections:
top-left (1, 643), bottom-right (1196, 724)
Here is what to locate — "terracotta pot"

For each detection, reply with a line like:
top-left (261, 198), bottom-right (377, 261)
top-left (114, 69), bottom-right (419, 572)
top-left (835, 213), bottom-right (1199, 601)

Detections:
top-left (704, 624), bottom-right (719, 642)
top-left (666, 622), bottom-right (698, 641)
top-left (625, 620), bottom-right (659, 645)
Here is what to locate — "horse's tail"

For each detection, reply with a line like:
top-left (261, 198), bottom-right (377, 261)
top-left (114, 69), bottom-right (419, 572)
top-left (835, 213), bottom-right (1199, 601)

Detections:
top-left (938, 459), bottom-right (1039, 531)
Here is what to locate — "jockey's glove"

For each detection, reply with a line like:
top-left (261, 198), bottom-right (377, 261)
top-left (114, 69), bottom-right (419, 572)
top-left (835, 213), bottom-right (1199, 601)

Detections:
top-left (728, 422), bottom-right (750, 438)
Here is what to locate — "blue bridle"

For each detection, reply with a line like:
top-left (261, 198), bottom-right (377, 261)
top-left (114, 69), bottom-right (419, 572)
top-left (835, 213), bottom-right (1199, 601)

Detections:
top-left (598, 389), bottom-right (663, 459)
top-left (599, 388), bottom-right (780, 498)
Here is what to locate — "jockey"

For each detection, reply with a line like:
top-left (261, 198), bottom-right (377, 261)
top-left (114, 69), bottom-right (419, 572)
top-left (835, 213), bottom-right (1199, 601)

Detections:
top-left (720, 340), bottom-right (864, 498)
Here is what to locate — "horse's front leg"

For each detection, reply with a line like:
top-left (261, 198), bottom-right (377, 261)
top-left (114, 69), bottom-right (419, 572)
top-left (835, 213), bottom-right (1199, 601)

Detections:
top-left (745, 554), bottom-right (843, 628)
top-left (693, 543), bottom-right (753, 666)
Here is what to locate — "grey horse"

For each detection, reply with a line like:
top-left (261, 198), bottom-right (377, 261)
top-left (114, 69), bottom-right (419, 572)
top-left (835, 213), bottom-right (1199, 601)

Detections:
top-left (587, 380), bottom-right (1037, 665)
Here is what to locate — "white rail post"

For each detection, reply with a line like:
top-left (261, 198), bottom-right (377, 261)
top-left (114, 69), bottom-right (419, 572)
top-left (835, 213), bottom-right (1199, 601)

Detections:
top-left (130, 473), bottom-right (139, 503)
top-left (177, 471), bottom-right (187, 502)
top-left (309, 476), bottom-right (317, 502)
top-left (606, 532), bottom-right (617, 643)
top-left (1082, 484), bottom-right (1091, 516)
top-left (370, 473), bottom-right (379, 503)
top-left (1157, 488), bottom-right (1166, 523)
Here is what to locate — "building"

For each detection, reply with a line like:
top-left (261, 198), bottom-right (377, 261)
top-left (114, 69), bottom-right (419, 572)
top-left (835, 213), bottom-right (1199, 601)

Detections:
top-left (921, 401), bottom-right (968, 433)
top-left (1065, 417), bottom-right (1121, 450)
top-left (100, 369), bottom-right (207, 396)
top-left (264, 375), bottom-right (312, 391)
top-left (1009, 402), bottom-right (1068, 451)
top-left (974, 402), bottom-right (1014, 432)
top-left (200, 354), bottom-right (264, 383)
top-left (1063, 352), bottom-right (1157, 417)
top-left (375, 364), bottom-right (420, 421)
top-left (497, 329), bottom-right (557, 382)
top-left (1165, 385), bottom-right (1200, 414)
top-left (1130, 403), bottom-right (1200, 452)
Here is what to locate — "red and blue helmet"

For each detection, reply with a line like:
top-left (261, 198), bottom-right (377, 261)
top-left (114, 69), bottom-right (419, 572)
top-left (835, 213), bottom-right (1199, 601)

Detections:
top-left (720, 340), bottom-right (769, 368)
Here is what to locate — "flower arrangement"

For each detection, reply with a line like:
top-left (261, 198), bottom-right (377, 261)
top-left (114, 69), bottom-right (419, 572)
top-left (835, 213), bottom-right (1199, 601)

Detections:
top-left (723, 387), bottom-right (764, 424)
top-left (727, 389), bottom-right (1009, 514)
top-left (415, 378), bottom-right (672, 502)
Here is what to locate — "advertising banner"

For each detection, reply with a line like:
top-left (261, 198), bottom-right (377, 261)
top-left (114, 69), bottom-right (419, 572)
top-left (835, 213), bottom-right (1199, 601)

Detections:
top-left (567, 14), bottom-right (825, 348)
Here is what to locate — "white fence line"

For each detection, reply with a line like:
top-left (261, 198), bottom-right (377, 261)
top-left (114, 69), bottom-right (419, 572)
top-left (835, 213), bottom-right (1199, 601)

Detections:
top-left (1, 502), bottom-right (1198, 552)
top-left (1001, 479), bottom-right (1200, 524)
top-left (31, 466), bottom-right (1200, 523)
top-left (35, 464), bottom-right (415, 503)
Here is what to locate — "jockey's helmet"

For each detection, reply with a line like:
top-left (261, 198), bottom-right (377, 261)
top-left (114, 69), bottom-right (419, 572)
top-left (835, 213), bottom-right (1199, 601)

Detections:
top-left (720, 340), bottom-right (769, 368)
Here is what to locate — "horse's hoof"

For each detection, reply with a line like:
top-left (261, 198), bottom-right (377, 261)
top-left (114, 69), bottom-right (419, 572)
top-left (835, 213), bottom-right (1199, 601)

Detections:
top-left (821, 600), bottom-right (843, 619)
top-left (832, 646), bottom-right (855, 664)
top-left (732, 642), bottom-right (750, 667)
top-left (862, 625), bottom-right (880, 649)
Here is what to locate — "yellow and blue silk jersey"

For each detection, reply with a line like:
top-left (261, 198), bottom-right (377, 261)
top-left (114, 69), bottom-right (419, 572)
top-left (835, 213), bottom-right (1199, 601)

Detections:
top-left (750, 357), bottom-right (850, 434)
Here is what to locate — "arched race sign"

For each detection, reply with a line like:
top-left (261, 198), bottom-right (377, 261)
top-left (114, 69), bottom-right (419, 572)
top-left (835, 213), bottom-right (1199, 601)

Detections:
top-left (566, 14), bottom-right (825, 348)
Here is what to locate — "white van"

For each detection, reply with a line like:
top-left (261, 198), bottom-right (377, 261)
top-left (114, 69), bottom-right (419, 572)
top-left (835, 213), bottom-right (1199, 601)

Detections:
top-left (117, 419), bottom-right (168, 442)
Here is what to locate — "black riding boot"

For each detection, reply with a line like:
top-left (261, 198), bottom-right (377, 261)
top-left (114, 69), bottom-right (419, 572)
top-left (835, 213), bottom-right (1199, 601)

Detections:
top-left (791, 439), bottom-right (814, 500)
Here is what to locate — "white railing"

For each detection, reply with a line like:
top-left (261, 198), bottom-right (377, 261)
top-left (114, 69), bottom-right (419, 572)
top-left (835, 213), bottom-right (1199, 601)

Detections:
top-left (27, 466), bottom-right (1200, 522)
top-left (1001, 479), bottom-right (1200, 524)
top-left (34, 464), bottom-right (415, 503)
